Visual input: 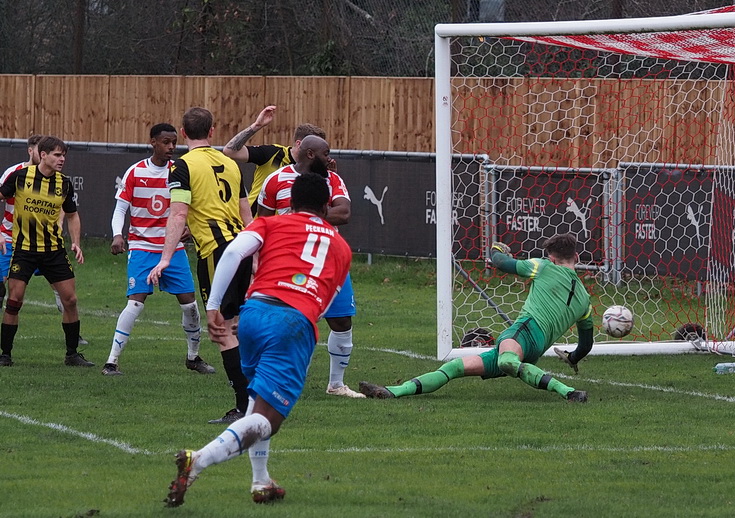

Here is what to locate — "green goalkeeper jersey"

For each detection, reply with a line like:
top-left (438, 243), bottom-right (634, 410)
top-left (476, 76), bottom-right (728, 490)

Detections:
top-left (513, 258), bottom-right (594, 350)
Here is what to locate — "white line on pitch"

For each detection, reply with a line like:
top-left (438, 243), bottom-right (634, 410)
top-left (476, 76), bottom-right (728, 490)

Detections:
top-left (24, 299), bottom-right (173, 326)
top-left (15, 334), bottom-right (191, 342)
top-left (275, 443), bottom-right (735, 454)
top-left (4, 406), bottom-right (730, 457)
top-left (0, 410), bottom-right (159, 455)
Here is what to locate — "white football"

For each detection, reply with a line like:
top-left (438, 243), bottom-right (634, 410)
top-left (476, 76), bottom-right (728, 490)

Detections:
top-left (602, 305), bottom-right (634, 338)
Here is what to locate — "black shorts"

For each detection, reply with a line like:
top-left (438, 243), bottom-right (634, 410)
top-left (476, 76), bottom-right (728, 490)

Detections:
top-left (9, 248), bottom-right (74, 285)
top-left (197, 241), bottom-right (252, 320)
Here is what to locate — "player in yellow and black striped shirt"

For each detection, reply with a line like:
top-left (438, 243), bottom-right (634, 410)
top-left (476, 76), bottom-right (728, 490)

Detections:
top-left (147, 107), bottom-right (255, 427)
top-left (0, 136), bottom-right (92, 368)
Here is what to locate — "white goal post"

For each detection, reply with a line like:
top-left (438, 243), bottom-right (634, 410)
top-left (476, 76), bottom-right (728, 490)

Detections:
top-left (435, 10), bottom-right (735, 360)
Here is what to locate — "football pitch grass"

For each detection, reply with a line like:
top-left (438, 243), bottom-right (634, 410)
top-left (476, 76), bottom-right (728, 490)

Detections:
top-left (1, 239), bottom-right (735, 517)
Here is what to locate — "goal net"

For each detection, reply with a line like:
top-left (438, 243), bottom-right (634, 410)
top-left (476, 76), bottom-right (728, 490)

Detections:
top-left (435, 9), bottom-right (735, 360)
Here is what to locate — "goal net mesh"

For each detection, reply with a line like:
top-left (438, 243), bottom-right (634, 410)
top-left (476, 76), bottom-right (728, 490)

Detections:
top-left (440, 9), bottom-right (735, 353)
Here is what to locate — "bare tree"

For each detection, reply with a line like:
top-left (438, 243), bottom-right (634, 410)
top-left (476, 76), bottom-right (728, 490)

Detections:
top-left (0, 0), bottom-right (732, 76)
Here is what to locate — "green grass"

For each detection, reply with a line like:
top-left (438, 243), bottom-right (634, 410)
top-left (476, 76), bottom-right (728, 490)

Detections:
top-left (1, 240), bottom-right (734, 517)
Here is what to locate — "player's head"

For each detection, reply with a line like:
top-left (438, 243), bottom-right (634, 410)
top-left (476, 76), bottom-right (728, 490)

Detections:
top-left (296, 135), bottom-right (331, 177)
top-left (543, 233), bottom-right (578, 263)
top-left (290, 172), bottom-right (329, 216)
top-left (150, 123), bottom-right (177, 164)
top-left (292, 123), bottom-right (326, 155)
top-left (181, 107), bottom-right (213, 141)
top-left (27, 134), bottom-right (43, 165)
top-left (37, 136), bottom-right (67, 172)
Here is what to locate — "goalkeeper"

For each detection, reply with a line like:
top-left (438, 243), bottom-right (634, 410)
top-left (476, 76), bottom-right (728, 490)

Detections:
top-left (359, 233), bottom-right (593, 402)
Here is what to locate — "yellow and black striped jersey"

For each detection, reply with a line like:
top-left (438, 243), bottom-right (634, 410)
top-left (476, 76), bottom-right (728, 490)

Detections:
top-left (168, 146), bottom-right (247, 259)
top-left (246, 144), bottom-right (293, 206)
top-left (0, 165), bottom-right (75, 252)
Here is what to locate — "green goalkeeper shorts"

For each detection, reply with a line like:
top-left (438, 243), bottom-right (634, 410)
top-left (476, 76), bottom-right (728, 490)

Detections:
top-left (479, 317), bottom-right (546, 379)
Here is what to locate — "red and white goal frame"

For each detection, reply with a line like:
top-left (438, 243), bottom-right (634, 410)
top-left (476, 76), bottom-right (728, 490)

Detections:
top-left (435, 10), bottom-right (735, 360)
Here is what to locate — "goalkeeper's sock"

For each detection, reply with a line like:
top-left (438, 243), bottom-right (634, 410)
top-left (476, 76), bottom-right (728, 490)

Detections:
top-left (194, 413), bottom-right (272, 474)
top-left (386, 357), bottom-right (465, 397)
top-left (498, 351), bottom-right (573, 399)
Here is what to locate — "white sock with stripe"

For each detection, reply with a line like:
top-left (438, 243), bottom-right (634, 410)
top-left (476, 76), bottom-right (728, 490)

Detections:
top-left (327, 329), bottom-right (353, 388)
top-left (107, 300), bottom-right (144, 364)
top-left (193, 413), bottom-right (272, 474)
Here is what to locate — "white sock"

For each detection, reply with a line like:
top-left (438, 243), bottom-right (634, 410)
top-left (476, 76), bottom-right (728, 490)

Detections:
top-left (107, 300), bottom-right (144, 365)
top-left (53, 288), bottom-right (63, 313)
top-left (327, 328), bottom-right (353, 388)
top-left (180, 301), bottom-right (201, 360)
top-left (193, 413), bottom-right (272, 478)
top-left (246, 397), bottom-right (272, 486)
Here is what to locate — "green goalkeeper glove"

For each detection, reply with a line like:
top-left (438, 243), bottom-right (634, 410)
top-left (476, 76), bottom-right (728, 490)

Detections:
top-left (491, 242), bottom-right (511, 255)
top-left (553, 347), bottom-right (578, 374)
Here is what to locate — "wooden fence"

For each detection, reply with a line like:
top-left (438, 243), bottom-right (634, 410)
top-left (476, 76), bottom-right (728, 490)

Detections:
top-left (0, 75), bottom-right (435, 152)
top-left (0, 74), bottom-right (732, 164)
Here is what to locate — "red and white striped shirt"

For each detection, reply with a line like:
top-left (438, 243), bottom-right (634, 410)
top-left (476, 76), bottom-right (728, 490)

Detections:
top-left (257, 165), bottom-right (350, 215)
top-left (0, 162), bottom-right (25, 244)
top-left (116, 158), bottom-right (183, 252)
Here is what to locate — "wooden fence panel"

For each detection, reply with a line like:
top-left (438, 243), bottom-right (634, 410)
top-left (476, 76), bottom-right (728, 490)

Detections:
top-left (0, 75), bottom-right (35, 139)
top-left (348, 77), bottom-right (394, 151)
top-left (33, 75), bottom-right (110, 142)
top-left (262, 76), bottom-right (351, 149)
top-left (0, 75), bottom-right (731, 163)
top-left (204, 76), bottom-right (267, 146)
top-left (108, 76), bottom-right (187, 143)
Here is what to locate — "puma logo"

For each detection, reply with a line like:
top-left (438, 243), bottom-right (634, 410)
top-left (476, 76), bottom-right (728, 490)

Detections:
top-left (140, 178), bottom-right (148, 186)
top-left (364, 185), bottom-right (388, 225)
top-left (686, 203), bottom-right (704, 247)
top-left (566, 197), bottom-right (592, 238)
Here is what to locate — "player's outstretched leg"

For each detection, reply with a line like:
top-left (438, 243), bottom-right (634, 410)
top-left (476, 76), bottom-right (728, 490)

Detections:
top-left (360, 357), bottom-right (466, 398)
top-left (166, 413), bottom-right (275, 506)
top-left (497, 351), bottom-right (587, 402)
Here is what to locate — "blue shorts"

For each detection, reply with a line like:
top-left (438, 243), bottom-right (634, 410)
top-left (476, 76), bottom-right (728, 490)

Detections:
top-left (237, 298), bottom-right (315, 418)
top-left (126, 249), bottom-right (195, 296)
top-left (0, 241), bottom-right (11, 280)
top-left (324, 272), bottom-right (356, 318)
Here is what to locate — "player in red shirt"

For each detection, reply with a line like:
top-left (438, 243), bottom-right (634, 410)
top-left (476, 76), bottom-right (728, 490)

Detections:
top-left (164, 172), bottom-right (352, 508)
top-left (258, 135), bottom-right (363, 399)
top-left (102, 124), bottom-right (214, 376)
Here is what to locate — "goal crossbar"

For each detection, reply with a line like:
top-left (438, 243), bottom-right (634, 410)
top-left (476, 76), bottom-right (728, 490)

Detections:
top-left (435, 12), bottom-right (735, 39)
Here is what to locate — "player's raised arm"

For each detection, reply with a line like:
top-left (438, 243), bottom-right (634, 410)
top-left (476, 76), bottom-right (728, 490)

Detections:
top-left (223, 105), bottom-right (277, 162)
